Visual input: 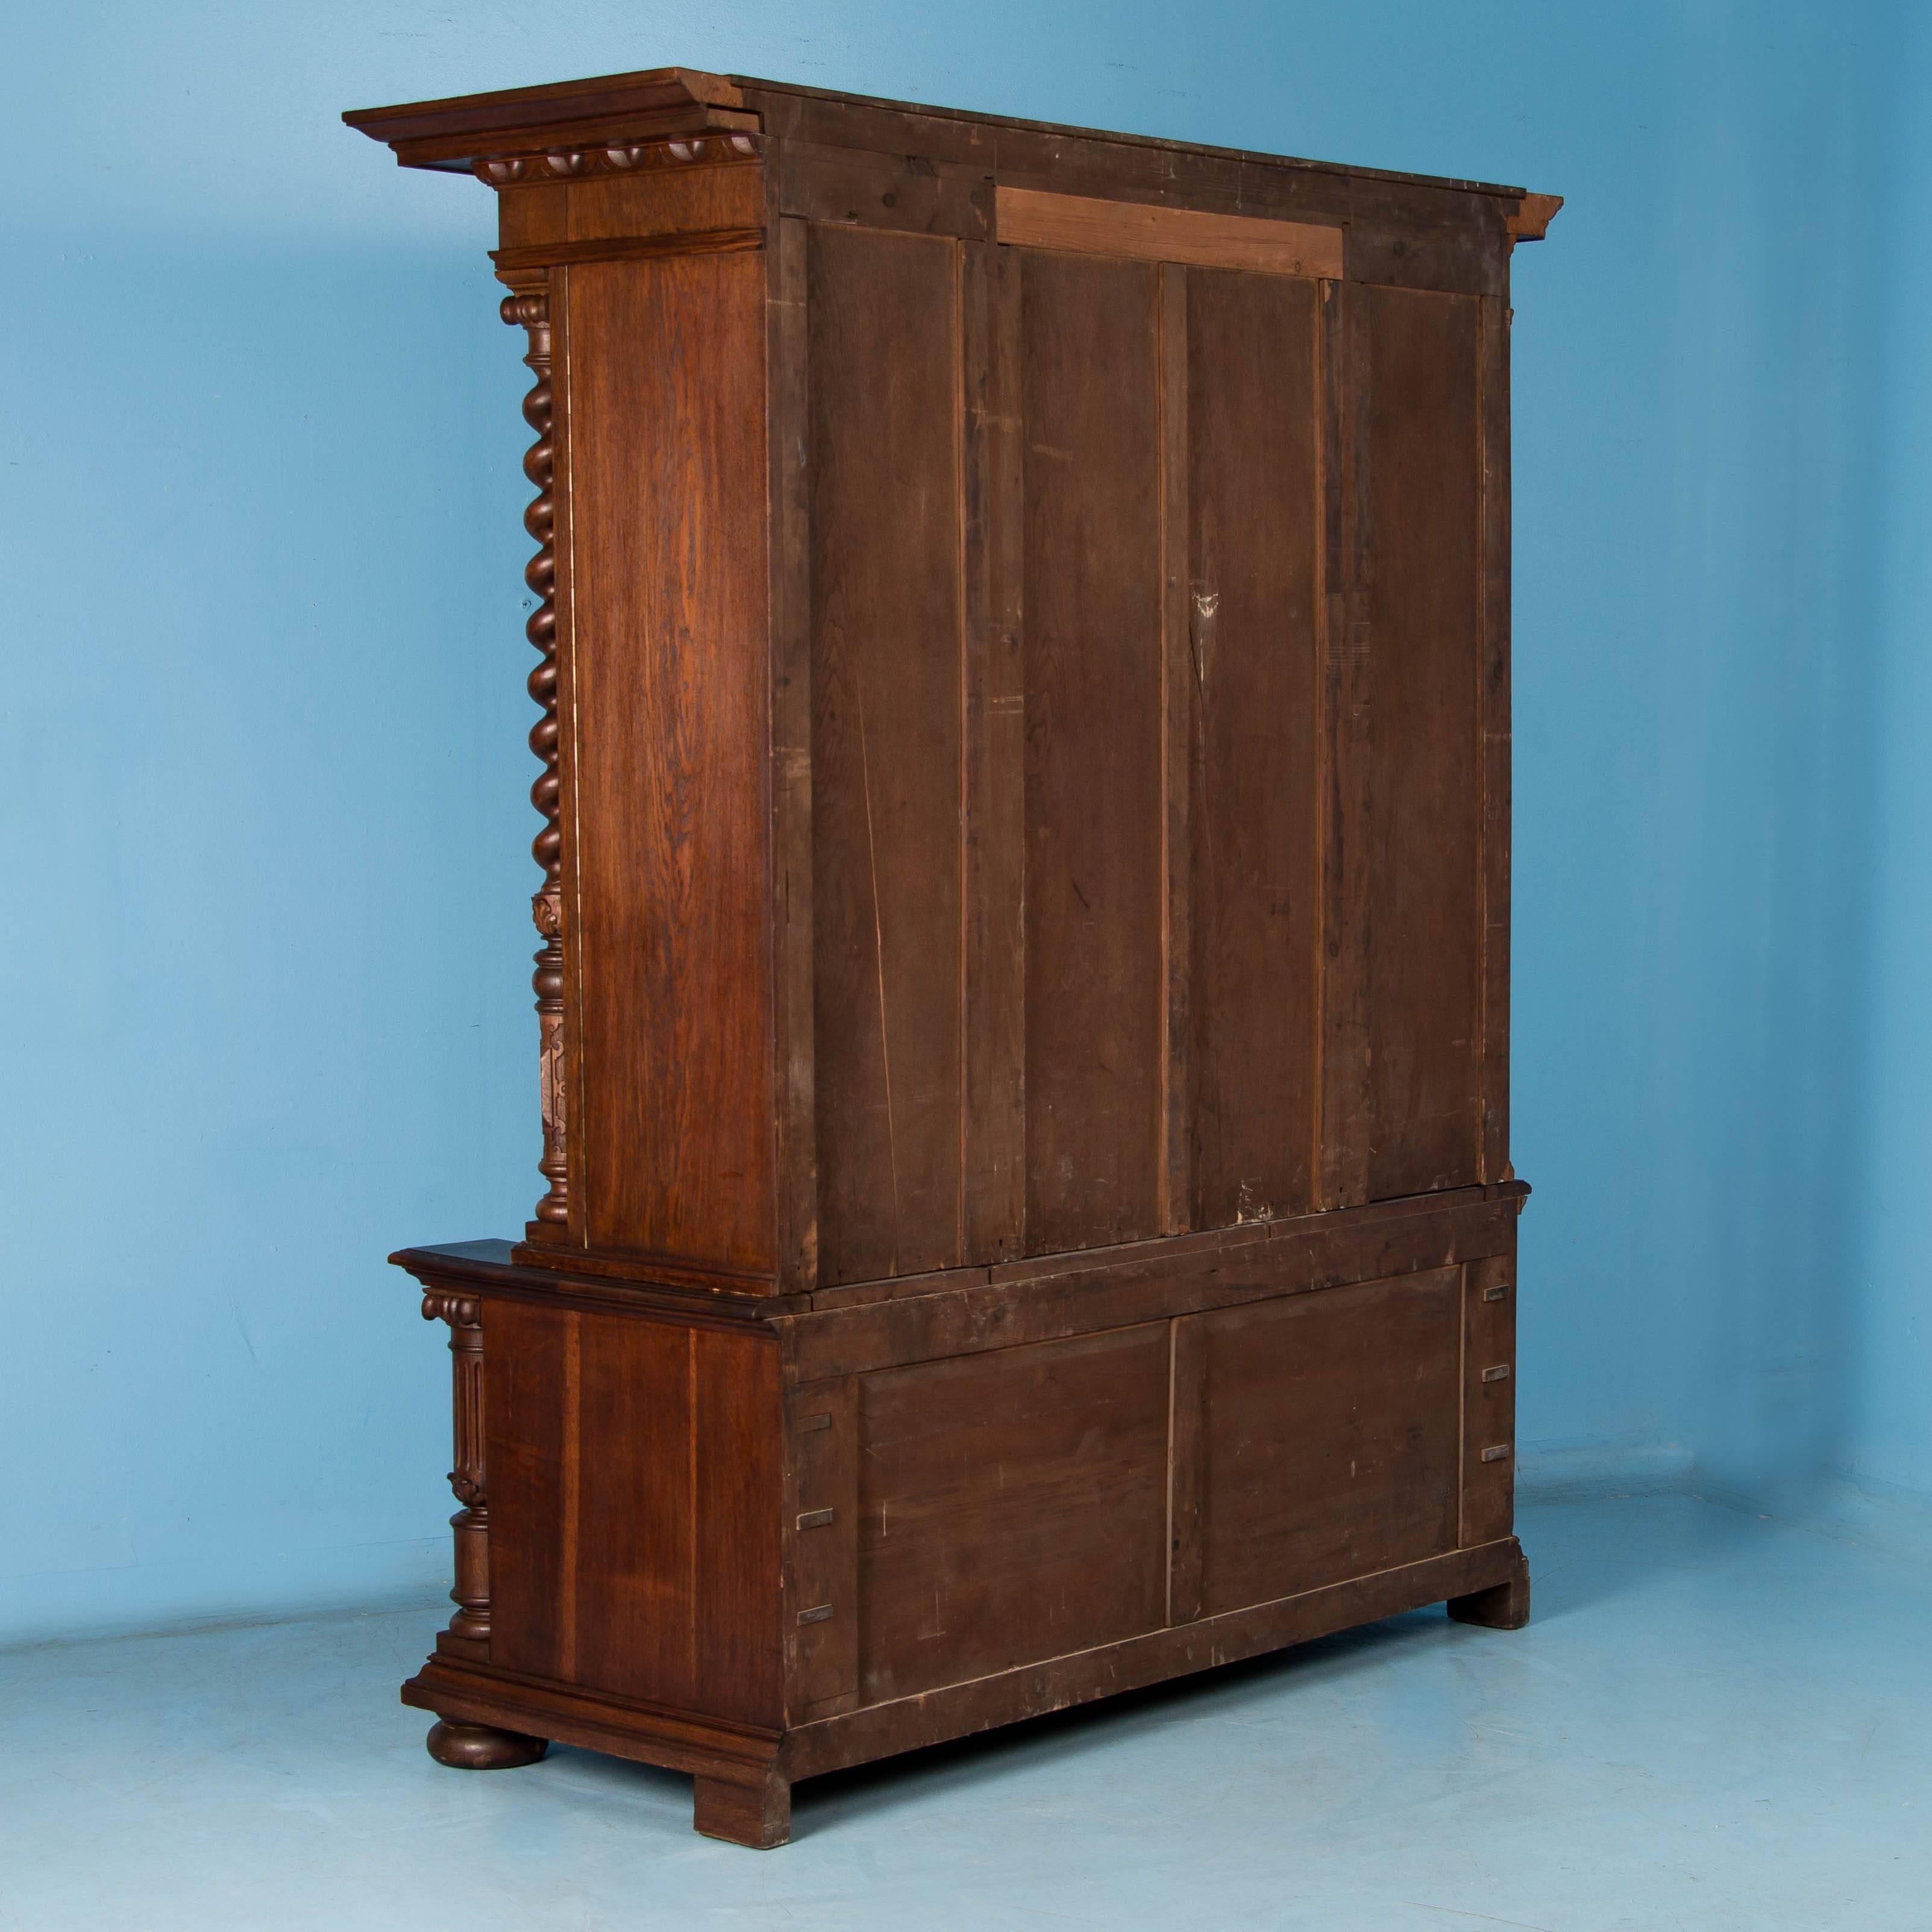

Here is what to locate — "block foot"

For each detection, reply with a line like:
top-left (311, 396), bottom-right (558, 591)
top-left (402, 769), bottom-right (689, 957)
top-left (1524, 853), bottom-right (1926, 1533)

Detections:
top-left (1447, 1552), bottom-right (1531, 1630)
top-left (425, 1718), bottom-right (550, 1769)
top-left (694, 1766), bottom-right (791, 1848)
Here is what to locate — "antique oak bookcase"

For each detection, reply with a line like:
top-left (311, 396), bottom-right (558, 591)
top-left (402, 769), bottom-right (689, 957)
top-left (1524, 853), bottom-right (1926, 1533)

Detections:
top-left (347, 67), bottom-right (1558, 1849)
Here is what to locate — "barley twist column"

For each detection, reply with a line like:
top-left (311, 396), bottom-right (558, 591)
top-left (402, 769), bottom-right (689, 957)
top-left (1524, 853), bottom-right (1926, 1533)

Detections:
top-left (501, 287), bottom-right (569, 1229)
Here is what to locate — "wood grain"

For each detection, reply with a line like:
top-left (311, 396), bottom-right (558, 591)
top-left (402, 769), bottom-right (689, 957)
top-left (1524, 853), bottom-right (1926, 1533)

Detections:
top-left (997, 186), bottom-right (1343, 277)
top-left (1185, 266), bottom-right (1323, 1230)
top-left (1358, 285), bottom-right (1485, 1199)
top-left (768, 215), bottom-right (819, 1288)
top-left (1019, 248), bottom-right (1164, 1254)
top-left (485, 1299), bottom-right (782, 1725)
top-left (855, 1325), bottom-right (1170, 1700)
top-left (565, 251), bottom-right (777, 1274)
top-left (962, 240), bottom-right (1029, 1262)
top-left (1196, 1269), bottom-right (1462, 1614)
top-left (807, 224), bottom-right (967, 1284)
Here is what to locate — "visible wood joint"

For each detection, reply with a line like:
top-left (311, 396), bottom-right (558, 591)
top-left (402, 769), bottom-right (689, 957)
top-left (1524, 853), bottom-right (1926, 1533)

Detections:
top-left (1481, 1363), bottom-right (1511, 1383)
top-left (797, 1604), bottom-right (834, 1625)
top-left (796, 1507), bottom-right (835, 1530)
top-left (1479, 1443), bottom-right (1510, 1464)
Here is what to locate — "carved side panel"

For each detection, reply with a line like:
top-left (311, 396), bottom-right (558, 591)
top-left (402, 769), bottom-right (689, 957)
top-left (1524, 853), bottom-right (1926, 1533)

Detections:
top-left (422, 1291), bottom-right (489, 1653)
top-left (501, 287), bottom-right (570, 1230)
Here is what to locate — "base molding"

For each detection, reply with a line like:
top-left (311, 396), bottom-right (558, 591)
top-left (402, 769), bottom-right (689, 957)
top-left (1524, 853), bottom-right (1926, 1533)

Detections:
top-left (406, 1535), bottom-right (1526, 1843)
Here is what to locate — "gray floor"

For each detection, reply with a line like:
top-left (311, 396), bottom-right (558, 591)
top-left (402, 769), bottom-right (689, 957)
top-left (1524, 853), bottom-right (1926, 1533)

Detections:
top-left (4, 1494), bottom-right (1927, 1931)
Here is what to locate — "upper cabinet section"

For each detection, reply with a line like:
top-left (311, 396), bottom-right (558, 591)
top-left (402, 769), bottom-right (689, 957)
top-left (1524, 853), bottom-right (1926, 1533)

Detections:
top-left (345, 67), bottom-right (1559, 299)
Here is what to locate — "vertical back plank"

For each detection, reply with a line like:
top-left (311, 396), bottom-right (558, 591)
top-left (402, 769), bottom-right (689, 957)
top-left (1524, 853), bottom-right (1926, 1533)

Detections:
top-left (568, 251), bottom-right (777, 1272)
top-left (806, 225), bottom-right (967, 1284)
top-left (1020, 249), bottom-right (1164, 1254)
top-left (1478, 292), bottom-right (1513, 1184)
top-left (1319, 278), bottom-right (1373, 1210)
top-left (1360, 285), bottom-right (1485, 1199)
top-left (963, 240), bottom-right (1029, 1261)
top-left (770, 216), bottom-right (819, 1287)
top-left (1185, 267), bottom-right (1323, 1229)
top-left (1158, 264), bottom-right (1194, 1237)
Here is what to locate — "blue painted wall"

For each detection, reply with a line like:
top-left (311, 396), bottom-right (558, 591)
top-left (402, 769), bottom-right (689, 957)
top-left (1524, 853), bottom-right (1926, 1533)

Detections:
top-left (1850, 1), bottom-right (1932, 1510)
top-left (2, 0), bottom-right (1910, 1641)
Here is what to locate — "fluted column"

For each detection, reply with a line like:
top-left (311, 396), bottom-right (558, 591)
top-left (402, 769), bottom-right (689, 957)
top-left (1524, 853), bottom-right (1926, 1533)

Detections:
top-left (501, 287), bottom-right (569, 1229)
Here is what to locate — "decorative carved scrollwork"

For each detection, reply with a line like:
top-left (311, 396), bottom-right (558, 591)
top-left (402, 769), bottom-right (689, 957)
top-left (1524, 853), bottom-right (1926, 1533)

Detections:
top-left (472, 131), bottom-right (757, 188)
top-left (422, 1292), bottom-right (489, 1646)
top-left (501, 288), bottom-right (569, 1229)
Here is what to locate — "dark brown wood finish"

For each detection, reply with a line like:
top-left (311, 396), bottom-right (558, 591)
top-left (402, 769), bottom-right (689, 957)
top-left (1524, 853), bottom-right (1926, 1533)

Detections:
top-left (1019, 248), bottom-right (1165, 1255)
top-left (1185, 265), bottom-right (1323, 1229)
top-left (806, 224), bottom-right (966, 1285)
top-left (354, 69), bottom-right (1554, 1848)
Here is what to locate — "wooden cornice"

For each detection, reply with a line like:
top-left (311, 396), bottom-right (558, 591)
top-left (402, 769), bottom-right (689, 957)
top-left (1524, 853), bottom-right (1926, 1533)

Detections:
top-left (343, 65), bottom-right (754, 171)
top-left (1506, 192), bottom-right (1564, 242)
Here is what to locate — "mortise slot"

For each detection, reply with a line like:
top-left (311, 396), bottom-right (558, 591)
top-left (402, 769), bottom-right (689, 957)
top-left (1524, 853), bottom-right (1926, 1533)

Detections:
top-left (798, 1413), bottom-right (832, 1432)
top-left (1482, 1284), bottom-right (1510, 1302)
top-left (797, 1508), bottom-right (835, 1531)
top-left (1480, 1444), bottom-right (1510, 1464)
top-left (1481, 1364), bottom-right (1511, 1383)
top-left (797, 1604), bottom-right (834, 1625)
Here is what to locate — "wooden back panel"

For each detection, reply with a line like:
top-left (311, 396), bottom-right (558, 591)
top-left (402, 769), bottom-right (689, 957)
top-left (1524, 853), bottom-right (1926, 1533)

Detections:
top-left (793, 224), bottom-right (1494, 1282)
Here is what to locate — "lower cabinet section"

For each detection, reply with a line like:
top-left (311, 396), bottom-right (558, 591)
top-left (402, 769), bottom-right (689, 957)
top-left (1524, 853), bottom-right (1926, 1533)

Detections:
top-left (397, 1201), bottom-right (1526, 1846)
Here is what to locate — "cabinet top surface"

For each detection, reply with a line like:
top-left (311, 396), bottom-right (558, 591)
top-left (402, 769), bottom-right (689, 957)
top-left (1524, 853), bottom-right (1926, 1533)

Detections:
top-left (343, 63), bottom-right (1532, 201)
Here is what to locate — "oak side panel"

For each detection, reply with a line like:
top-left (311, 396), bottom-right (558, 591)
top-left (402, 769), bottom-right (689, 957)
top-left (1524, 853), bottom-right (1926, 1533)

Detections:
top-left (1197, 1269), bottom-right (1461, 1616)
top-left (484, 1297), bottom-right (574, 1678)
top-left (855, 1325), bottom-right (1170, 1701)
top-left (806, 224), bottom-right (967, 1285)
top-left (486, 1301), bottom-right (782, 1725)
top-left (1185, 266), bottom-right (1323, 1229)
top-left (566, 252), bottom-right (777, 1272)
top-left (1359, 284), bottom-right (1485, 1199)
top-left (566, 1312), bottom-right (698, 1707)
top-left (1018, 248), bottom-right (1164, 1254)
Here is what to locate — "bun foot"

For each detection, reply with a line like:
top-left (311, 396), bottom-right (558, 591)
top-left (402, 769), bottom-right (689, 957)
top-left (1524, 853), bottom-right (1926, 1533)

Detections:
top-left (694, 1766), bottom-right (791, 1848)
top-left (1448, 1552), bottom-right (1531, 1630)
top-left (425, 1718), bottom-right (550, 1769)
